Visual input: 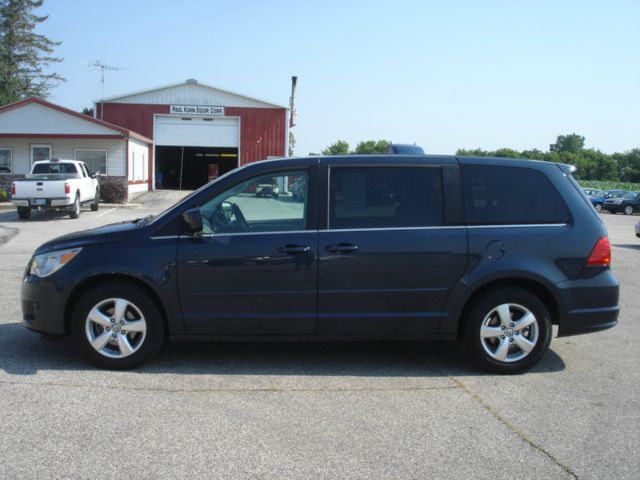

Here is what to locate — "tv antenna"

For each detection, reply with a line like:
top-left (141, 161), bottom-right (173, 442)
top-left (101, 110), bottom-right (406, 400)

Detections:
top-left (87, 61), bottom-right (121, 120)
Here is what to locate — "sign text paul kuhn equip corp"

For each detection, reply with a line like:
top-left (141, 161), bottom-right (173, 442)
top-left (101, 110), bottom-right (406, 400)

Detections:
top-left (169, 105), bottom-right (225, 115)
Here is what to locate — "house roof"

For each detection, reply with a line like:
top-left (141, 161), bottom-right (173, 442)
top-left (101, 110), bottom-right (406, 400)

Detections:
top-left (98, 79), bottom-right (287, 109)
top-left (0, 97), bottom-right (153, 143)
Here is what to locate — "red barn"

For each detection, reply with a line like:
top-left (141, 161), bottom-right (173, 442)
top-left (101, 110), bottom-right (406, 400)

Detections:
top-left (96, 79), bottom-right (288, 191)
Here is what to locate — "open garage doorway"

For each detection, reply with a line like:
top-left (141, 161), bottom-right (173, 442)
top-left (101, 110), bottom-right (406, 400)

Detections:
top-left (155, 146), bottom-right (238, 190)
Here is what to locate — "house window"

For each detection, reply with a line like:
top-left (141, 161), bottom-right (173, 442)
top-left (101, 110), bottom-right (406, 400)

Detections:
top-left (74, 149), bottom-right (107, 175)
top-left (31, 144), bottom-right (52, 166)
top-left (0, 148), bottom-right (11, 174)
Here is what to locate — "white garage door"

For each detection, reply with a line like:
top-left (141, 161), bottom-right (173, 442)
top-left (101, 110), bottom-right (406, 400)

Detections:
top-left (154, 115), bottom-right (239, 148)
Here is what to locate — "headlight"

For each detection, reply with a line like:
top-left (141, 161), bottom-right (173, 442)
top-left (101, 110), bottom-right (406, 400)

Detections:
top-left (29, 248), bottom-right (82, 278)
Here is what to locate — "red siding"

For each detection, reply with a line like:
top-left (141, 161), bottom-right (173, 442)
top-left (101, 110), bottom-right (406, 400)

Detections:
top-left (98, 103), bottom-right (170, 140)
top-left (226, 107), bottom-right (286, 166)
top-left (99, 103), bottom-right (286, 166)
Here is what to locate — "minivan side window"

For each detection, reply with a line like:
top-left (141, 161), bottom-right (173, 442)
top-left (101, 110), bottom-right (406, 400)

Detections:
top-left (461, 165), bottom-right (569, 225)
top-left (329, 167), bottom-right (443, 229)
top-left (199, 170), bottom-right (308, 234)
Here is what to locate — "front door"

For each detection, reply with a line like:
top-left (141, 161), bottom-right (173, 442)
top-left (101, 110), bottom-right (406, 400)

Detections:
top-left (318, 164), bottom-right (467, 335)
top-left (177, 168), bottom-right (317, 335)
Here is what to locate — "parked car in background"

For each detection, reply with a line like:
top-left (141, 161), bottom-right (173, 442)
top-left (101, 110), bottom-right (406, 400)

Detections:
top-left (604, 191), bottom-right (640, 215)
top-left (20, 155), bottom-right (619, 373)
top-left (635, 220), bottom-right (640, 238)
top-left (255, 183), bottom-right (279, 198)
top-left (582, 188), bottom-right (602, 197)
top-left (589, 189), bottom-right (629, 212)
top-left (11, 159), bottom-right (100, 220)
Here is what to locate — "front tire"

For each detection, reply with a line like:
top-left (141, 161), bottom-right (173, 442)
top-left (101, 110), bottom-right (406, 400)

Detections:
top-left (69, 194), bottom-right (80, 219)
top-left (594, 203), bottom-right (602, 212)
top-left (72, 282), bottom-right (165, 369)
top-left (462, 287), bottom-right (552, 374)
top-left (624, 205), bottom-right (634, 215)
top-left (17, 207), bottom-right (31, 220)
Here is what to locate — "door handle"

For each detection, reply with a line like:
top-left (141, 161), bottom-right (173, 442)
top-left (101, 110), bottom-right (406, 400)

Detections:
top-left (277, 244), bottom-right (311, 254)
top-left (325, 243), bottom-right (359, 254)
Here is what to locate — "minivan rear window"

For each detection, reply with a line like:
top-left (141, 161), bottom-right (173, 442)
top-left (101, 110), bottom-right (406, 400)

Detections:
top-left (329, 167), bottom-right (443, 229)
top-left (461, 165), bottom-right (569, 225)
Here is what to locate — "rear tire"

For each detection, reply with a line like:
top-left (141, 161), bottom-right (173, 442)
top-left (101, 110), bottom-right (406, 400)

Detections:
top-left (69, 194), bottom-right (80, 219)
top-left (624, 205), bottom-right (634, 215)
top-left (594, 203), bottom-right (602, 212)
top-left (72, 281), bottom-right (165, 369)
top-left (17, 207), bottom-right (31, 220)
top-left (462, 287), bottom-right (552, 374)
top-left (90, 190), bottom-right (99, 211)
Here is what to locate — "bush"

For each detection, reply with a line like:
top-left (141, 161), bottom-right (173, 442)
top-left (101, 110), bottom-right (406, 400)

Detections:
top-left (0, 189), bottom-right (8, 202)
top-left (579, 180), bottom-right (640, 191)
top-left (98, 181), bottom-right (127, 203)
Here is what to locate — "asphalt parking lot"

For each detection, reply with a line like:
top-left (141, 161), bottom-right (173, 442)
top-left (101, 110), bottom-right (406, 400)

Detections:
top-left (0, 195), bottom-right (638, 479)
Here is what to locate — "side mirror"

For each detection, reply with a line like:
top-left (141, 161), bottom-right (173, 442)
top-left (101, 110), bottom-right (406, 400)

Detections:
top-left (182, 208), bottom-right (203, 235)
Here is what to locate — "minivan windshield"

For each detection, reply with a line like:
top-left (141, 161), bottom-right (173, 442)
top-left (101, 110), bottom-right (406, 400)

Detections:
top-left (148, 162), bottom-right (251, 225)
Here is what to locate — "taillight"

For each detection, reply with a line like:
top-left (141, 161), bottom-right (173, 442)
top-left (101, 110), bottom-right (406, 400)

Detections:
top-left (11, 183), bottom-right (15, 196)
top-left (65, 182), bottom-right (70, 194)
top-left (586, 236), bottom-right (611, 267)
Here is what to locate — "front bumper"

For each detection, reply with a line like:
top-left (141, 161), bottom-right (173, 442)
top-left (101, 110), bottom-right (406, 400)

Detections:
top-left (556, 270), bottom-right (619, 337)
top-left (21, 272), bottom-right (73, 336)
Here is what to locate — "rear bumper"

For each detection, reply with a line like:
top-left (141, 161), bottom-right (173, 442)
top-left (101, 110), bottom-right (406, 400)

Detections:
top-left (556, 270), bottom-right (619, 337)
top-left (12, 197), bottom-right (73, 209)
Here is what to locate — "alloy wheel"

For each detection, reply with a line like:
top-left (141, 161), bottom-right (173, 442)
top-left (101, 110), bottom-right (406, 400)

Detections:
top-left (479, 303), bottom-right (539, 363)
top-left (85, 298), bottom-right (148, 358)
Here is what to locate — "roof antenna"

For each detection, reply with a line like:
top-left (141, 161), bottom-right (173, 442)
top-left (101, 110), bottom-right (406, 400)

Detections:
top-left (87, 61), bottom-right (121, 120)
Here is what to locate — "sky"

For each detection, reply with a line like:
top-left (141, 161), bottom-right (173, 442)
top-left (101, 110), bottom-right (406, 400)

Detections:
top-left (34, 0), bottom-right (640, 155)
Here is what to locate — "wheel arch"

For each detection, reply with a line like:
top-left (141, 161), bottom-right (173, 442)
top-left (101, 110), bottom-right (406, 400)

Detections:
top-left (455, 277), bottom-right (560, 338)
top-left (64, 274), bottom-right (168, 335)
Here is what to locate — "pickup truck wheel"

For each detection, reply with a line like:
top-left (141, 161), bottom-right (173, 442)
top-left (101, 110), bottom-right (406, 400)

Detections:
top-left (72, 282), bottom-right (165, 369)
top-left (90, 190), bottom-right (99, 211)
top-left (462, 287), bottom-right (552, 374)
top-left (17, 207), bottom-right (31, 220)
top-left (69, 194), bottom-right (80, 219)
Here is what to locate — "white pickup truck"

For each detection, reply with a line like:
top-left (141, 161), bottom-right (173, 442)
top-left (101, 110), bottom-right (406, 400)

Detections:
top-left (11, 159), bottom-right (100, 220)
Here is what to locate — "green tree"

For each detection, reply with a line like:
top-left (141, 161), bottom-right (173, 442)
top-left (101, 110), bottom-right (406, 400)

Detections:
top-left (81, 107), bottom-right (93, 116)
top-left (549, 133), bottom-right (585, 153)
top-left (456, 148), bottom-right (490, 157)
top-left (493, 148), bottom-right (522, 158)
top-left (0, 0), bottom-right (63, 105)
top-left (354, 139), bottom-right (389, 154)
top-left (520, 149), bottom-right (546, 160)
top-left (581, 149), bottom-right (617, 181)
top-left (322, 140), bottom-right (350, 155)
top-left (288, 131), bottom-right (296, 157)
top-left (616, 149), bottom-right (640, 182)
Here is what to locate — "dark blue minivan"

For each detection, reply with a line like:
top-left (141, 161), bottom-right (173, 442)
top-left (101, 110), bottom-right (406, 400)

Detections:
top-left (21, 155), bottom-right (619, 373)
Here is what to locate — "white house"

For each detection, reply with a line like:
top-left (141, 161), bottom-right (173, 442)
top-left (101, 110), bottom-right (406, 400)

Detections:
top-left (0, 98), bottom-right (153, 202)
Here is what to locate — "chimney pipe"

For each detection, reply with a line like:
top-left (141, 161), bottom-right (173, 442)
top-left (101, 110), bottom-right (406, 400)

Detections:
top-left (289, 76), bottom-right (298, 128)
